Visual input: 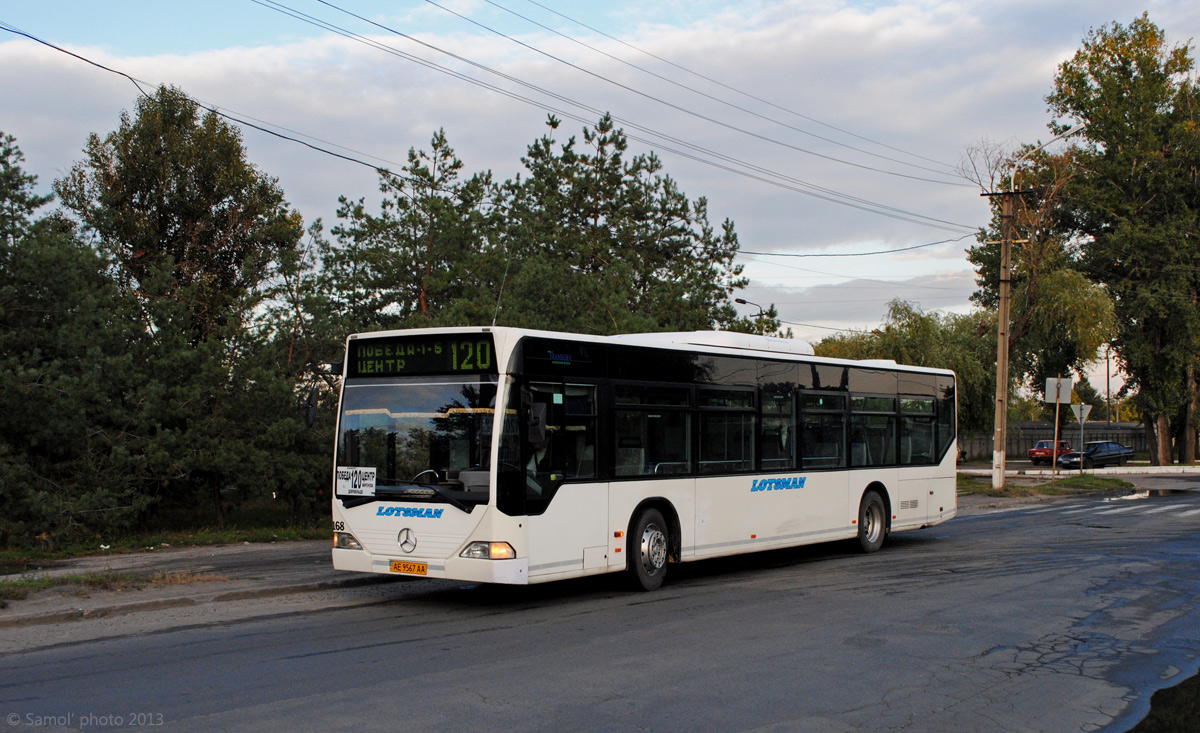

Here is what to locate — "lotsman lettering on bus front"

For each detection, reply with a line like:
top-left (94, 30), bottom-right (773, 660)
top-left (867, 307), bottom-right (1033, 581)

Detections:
top-left (751, 477), bottom-right (806, 492)
top-left (375, 507), bottom-right (445, 519)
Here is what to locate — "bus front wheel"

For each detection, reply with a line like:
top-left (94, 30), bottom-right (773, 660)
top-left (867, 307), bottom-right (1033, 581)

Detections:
top-left (629, 508), bottom-right (669, 591)
top-left (857, 490), bottom-right (887, 553)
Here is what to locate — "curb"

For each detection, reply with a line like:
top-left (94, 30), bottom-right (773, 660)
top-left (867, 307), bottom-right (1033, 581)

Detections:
top-left (0, 576), bottom-right (391, 630)
top-left (0, 598), bottom-right (198, 629)
top-left (960, 466), bottom-right (1200, 478)
top-left (208, 576), bottom-right (390, 603)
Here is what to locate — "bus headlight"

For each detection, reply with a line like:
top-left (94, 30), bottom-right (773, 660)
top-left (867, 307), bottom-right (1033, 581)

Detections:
top-left (334, 532), bottom-right (363, 550)
top-left (460, 542), bottom-right (516, 560)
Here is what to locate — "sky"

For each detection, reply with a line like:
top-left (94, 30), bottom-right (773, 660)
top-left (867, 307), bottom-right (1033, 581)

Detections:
top-left (1, 0), bottom-right (1198, 374)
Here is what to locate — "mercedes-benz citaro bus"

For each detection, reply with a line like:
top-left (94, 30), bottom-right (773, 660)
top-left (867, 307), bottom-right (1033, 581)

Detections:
top-left (331, 327), bottom-right (957, 591)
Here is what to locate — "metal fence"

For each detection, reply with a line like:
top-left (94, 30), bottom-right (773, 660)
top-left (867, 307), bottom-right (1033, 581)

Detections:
top-left (960, 421), bottom-right (1147, 461)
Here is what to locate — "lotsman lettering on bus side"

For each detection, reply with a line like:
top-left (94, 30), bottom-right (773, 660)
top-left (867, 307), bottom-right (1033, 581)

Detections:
top-left (375, 507), bottom-right (445, 518)
top-left (751, 477), bottom-right (806, 492)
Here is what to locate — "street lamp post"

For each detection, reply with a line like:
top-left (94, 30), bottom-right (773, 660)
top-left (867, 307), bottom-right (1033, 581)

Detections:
top-left (735, 298), bottom-right (767, 318)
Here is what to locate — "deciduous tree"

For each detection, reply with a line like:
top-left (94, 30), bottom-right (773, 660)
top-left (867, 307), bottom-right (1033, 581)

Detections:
top-left (966, 146), bottom-right (1113, 407)
top-left (1046, 14), bottom-right (1200, 463)
top-left (55, 86), bottom-right (307, 526)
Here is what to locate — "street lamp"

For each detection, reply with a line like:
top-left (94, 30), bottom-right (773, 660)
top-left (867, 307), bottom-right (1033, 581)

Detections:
top-left (735, 298), bottom-right (768, 318)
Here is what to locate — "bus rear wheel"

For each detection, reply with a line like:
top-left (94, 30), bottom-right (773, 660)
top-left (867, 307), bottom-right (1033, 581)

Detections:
top-left (857, 490), bottom-right (887, 553)
top-left (629, 508), bottom-right (669, 591)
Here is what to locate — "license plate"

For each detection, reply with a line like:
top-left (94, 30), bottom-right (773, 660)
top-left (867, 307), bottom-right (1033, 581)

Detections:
top-left (390, 561), bottom-right (427, 576)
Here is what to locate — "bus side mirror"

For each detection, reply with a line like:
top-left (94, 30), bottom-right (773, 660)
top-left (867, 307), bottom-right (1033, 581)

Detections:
top-left (305, 385), bottom-right (319, 428)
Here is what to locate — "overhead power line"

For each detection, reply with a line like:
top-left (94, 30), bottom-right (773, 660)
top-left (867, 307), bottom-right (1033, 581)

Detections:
top-left (738, 254), bottom-right (974, 292)
top-left (2, 11), bottom-right (976, 234)
top-left (741, 234), bottom-right (976, 258)
top-left (519, 0), bottom-right (959, 172)
top-left (0, 22), bottom-right (437, 188)
top-left (477, 0), bottom-right (962, 181)
top-left (280, 1), bottom-right (976, 233)
top-left (411, 0), bottom-right (971, 187)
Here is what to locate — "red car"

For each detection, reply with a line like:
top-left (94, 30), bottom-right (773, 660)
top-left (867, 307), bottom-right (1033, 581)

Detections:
top-left (1028, 440), bottom-right (1071, 466)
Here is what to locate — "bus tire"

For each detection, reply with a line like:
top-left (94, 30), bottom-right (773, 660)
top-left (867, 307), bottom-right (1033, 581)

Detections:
top-left (857, 490), bottom-right (887, 553)
top-left (629, 508), bottom-right (669, 591)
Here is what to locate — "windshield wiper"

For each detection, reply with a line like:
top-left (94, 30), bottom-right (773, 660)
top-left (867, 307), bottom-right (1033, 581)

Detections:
top-left (377, 482), bottom-right (472, 513)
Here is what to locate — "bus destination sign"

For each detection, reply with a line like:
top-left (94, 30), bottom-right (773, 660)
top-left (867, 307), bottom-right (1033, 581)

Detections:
top-left (348, 334), bottom-right (497, 377)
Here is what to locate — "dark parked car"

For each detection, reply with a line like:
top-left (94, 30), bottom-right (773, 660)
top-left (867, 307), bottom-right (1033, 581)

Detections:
top-left (1056, 441), bottom-right (1134, 469)
top-left (1028, 440), bottom-right (1071, 466)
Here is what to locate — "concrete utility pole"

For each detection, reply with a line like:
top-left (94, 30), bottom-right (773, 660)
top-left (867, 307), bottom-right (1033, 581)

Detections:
top-left (979, 192), bottom-right (1028, 489)
top-left (981, 124), bottom-right (1087, 490)
top-left (991, 193), bottom-right (1014, 489)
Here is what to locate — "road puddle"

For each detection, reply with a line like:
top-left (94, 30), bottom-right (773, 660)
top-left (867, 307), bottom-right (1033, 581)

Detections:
top-left (1104, 490), bottom-right (1188, 503)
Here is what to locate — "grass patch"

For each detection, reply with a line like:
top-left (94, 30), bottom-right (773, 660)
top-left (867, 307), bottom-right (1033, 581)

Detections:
top-left (956, 473), bottom-right (992, 494)
top-left (957, 472), bottom-right (1135, 498)
top-left (0, 576), bottom-right (59, 602)
top-left (0, 525), bottom-right (329, 570)
top-left (148, 571), bottom-right (230, 586)
top-left (0, 569), bottom-right (230, 606)
top-left (100, 525), bottom-right (330, 554)
top-left (956, 474), bottom-right (1040, 497)
top-left (1048, 474), bottom-right (1135, 492)
top-left (0, 549), bottom-right (60, 576)
top-left (0, 571), bottom-right (147, 604)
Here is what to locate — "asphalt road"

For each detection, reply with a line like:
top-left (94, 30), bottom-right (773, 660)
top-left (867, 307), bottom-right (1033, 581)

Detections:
top-left (1, 482), bottom-right (1198, 732)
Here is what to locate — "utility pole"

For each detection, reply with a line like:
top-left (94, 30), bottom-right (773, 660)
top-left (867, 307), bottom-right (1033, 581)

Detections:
top-left (980, 124), bottom-right (1087, 491)
top-left (980, 191), bottom-right (1027, 489)
top-left (991, 193), bottom-right (1014, 489)
top-left (1106, 345), bottom-right (1112, 424)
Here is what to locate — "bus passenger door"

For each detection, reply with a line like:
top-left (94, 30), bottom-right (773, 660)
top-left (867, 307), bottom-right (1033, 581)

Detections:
top-left (527, 481), bottom-right (609, 579)
top-left (523, 382), bottom-right (610, 579)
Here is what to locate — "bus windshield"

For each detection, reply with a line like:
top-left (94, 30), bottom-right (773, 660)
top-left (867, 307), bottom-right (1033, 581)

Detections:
top-left (336, 376), bottom-right (498, 506)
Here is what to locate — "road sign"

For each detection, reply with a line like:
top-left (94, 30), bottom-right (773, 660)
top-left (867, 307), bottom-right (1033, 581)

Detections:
top-left (1046, 377), bottom-right (1073, 404)
top-left (1069, 404), bottom-right (1092, 472)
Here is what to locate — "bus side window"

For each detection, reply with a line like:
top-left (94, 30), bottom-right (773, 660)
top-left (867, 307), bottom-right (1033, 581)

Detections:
top-left (760, 390), bottom-right (795, 471)
top-left (563, 385), bottom-right (598, 479)
top-left (799, 393), bottom-right (846, 469)
top-left (616, 435), bottom-right (644, 476)
top-left (528, 382), bottom-right (599, 482)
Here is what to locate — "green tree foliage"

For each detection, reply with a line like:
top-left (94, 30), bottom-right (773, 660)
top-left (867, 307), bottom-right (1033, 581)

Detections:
top-left (1045, 14), bottom-right (1200, 463)
top-left (55, 87), bottom-right (310, 529)
top-left (2, 104), bottom-right (784, 546)
top-left (322, 130), bottom-right (500, 331)
top-left (0, 133), bottom-right (51, 243)
top-left (497, 115), bottom-right (764, 334)
top-left (967, 147), bottom-right (1114, 399)
top-left (322, 116), bottom-right (777, 336)
top-left (1071, 376), bottom-right (1110, 423)
top-left (813, 300), bottom-right (995, 435)
top-left (0, 135), bottom-right (149, 545)
top-left (56, 86), bottom-right (304, 343)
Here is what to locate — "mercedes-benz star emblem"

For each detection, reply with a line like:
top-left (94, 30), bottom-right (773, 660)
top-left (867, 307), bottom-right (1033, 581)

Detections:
top-left (397, 528), bottom-right (417, 554)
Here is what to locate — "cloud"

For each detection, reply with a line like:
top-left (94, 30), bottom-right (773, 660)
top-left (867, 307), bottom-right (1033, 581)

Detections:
top-left (2, 0), bottom-right (1196, 337)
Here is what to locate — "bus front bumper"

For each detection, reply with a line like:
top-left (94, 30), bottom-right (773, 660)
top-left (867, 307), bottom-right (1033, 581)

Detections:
top-left (332, 548), bottom-right (529, 585)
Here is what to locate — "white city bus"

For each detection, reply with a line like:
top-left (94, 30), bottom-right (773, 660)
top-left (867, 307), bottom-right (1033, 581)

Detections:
top-left (331, 327), bottom-right (957, 591)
